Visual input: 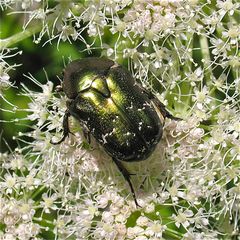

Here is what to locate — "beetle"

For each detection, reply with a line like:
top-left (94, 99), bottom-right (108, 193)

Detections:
top-left (52, 57), bottom-right (179, 206)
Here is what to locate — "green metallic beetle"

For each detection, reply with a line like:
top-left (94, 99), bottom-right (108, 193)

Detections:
top-left (52, 57), bottom-right (179, 206)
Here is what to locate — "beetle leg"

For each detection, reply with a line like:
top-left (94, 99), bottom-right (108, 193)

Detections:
top-left (82, 127), bottom-right (91, 144)
top-left (152, 99), bottom-right (181, 121)
top-left (112, 158), bottom-right (140, 207)
top-left (141, 87), bottom-right (181, 120)
top-left (139, 176), bottom-right (147, 190)
top-left (51, 110), bottom-right (71, 145)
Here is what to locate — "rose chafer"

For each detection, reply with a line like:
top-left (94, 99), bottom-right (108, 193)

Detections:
top-left (52, 57), bottom-right (179, 206)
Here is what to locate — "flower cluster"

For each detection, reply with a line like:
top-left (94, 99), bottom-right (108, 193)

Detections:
top-left (1, 0), bottom-right (240, 239)
top-left (0, 48), bottom-right (22, 110)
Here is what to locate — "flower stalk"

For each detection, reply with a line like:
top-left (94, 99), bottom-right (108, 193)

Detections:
top-left (0, 24), bottom-right (42, 50)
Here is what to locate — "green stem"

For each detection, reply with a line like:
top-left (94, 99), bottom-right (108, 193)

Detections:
top-left (176, 32), bottom-right (194, 111)
top-left (31, 185), bottom-right (46, 200)
top-left (184, 35), bottom-right (194, 109)
top-left (199, 34), bottom-right (222, 110)
top-left (0, 24), bottom-right (42, 50)
top-left (33, 217), bottom-right (55, 226)
top-left (164, 227), bottom-right (184, 239)
top-left (199, 34), bottom-right (213, 83)
top-left (229, 15), bottom-right (240, 81)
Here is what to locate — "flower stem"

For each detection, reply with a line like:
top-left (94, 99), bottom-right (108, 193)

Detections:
top-left (165, 227), bottom-right (184, 239)
top-left (0, 24), bottom-right (42, 50)
top-left (199, 35), bottom-right (213, 84)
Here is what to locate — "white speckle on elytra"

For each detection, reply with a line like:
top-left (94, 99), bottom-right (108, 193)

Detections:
top-left (141, 147), bottom-right (146, 153)
top-left (101, 134), bottom-right (108, 144)
top-left (126, 102), bottom-right (134, 110)
top-left (108, 128), bottom-right (116, 136)
top-left (138, 107), bottom-right (145, 111)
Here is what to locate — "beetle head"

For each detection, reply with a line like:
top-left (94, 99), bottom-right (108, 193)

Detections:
top-left (63, 57), bottom-right (114, 99)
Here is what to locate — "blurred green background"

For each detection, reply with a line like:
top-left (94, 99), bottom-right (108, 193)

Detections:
top-left (0, 10), bottom-right (104, 153)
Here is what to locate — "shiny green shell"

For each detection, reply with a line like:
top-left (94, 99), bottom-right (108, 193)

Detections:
top-left (63, 58), bottom-right (163, 161)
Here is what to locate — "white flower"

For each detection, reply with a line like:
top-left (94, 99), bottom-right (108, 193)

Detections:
top-left (222, 25), bottom-right (240, 45)
top-left (136, 216), bottom-right (149, 227)
top-left (102, 211), bottom-right (114, 223)
top-left (127, 226), bottom-right (145, 239)
top-left (115, 223), bottom-right (127, 238)
top-left (144, 202), bottom-right (155, 213)
top-left (18, 200), bottom-right (35, 221)
top-left (173, 209), bottom-right (194, 228)
top-left (15, 223), bottom-right (40, 240)
top-left (145, 221), bottom-right (166, 238)
top-left (217, 0), bottom-right (239, 16)
top-left (41, 193), bottom-right (58, 213)
top-left (1, 173), bottom-right (18, 194)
